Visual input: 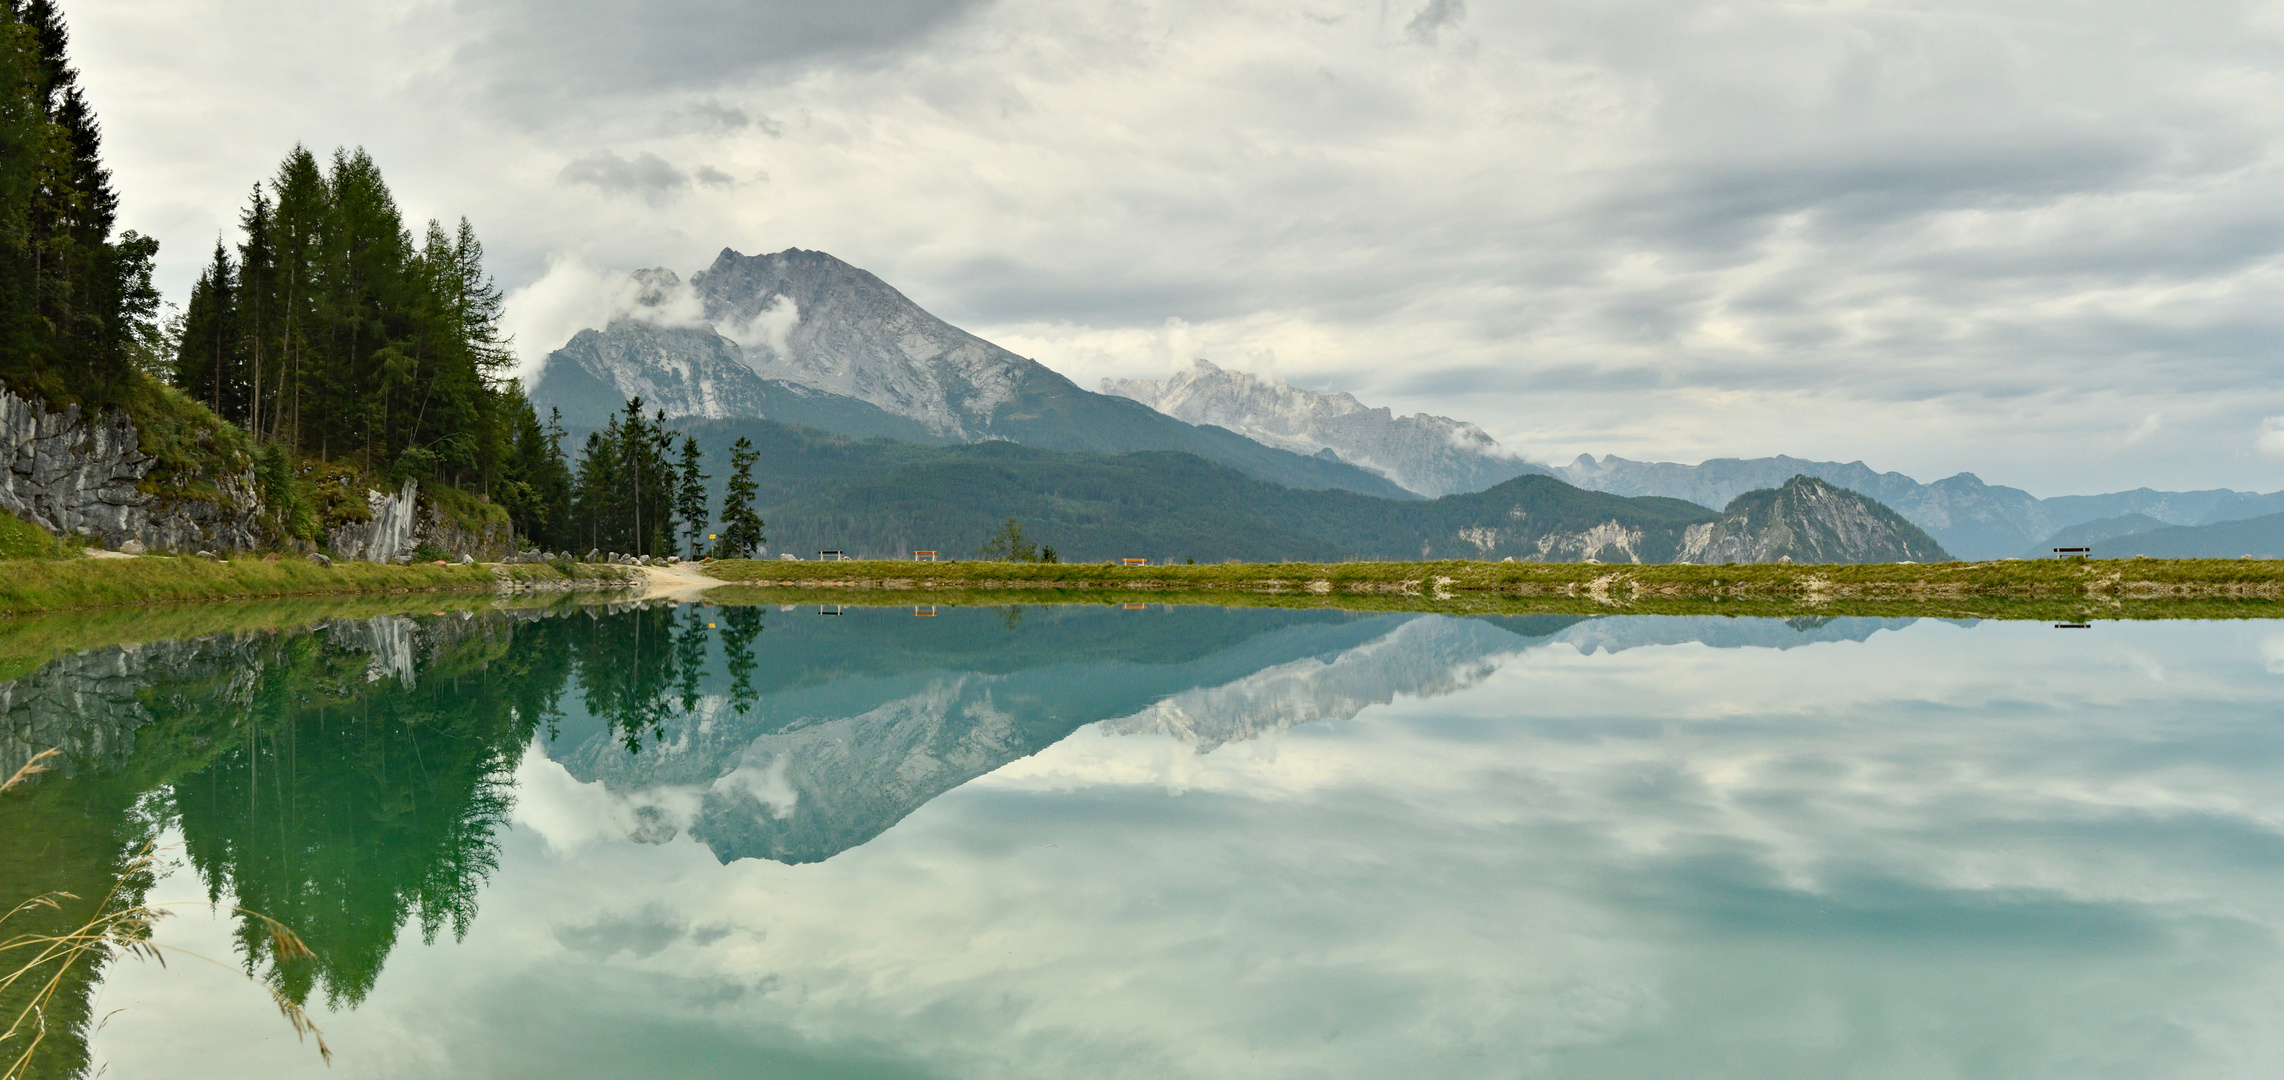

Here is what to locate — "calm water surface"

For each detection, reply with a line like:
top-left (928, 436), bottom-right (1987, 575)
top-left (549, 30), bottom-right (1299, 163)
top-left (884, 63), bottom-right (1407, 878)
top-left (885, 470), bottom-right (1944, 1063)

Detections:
top-left (6, 604), bottom-right (2284, 1078)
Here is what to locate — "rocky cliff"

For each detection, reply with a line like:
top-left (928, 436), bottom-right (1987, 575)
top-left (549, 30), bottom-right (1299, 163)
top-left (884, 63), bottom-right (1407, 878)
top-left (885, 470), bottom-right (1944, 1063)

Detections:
top-left (325, 480), bottom-right (514, 563)
top-left (0, 386), bottom-right (262, 552)
top-left (1677, 476), bottom-right (1952, 564)
top-left (1101, 359), bottom-right (1543, 497)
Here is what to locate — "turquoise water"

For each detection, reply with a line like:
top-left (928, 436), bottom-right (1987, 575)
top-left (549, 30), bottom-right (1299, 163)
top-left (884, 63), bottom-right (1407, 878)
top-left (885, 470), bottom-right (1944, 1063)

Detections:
top-left (7, 604), bottom-right (2284, 1078)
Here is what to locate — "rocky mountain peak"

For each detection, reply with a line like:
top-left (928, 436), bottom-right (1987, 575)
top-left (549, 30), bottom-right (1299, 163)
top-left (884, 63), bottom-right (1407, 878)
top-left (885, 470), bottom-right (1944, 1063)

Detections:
top-left (1101, 358), bottom-right (1538, 497)
top-left (527, 249), bottom-right (1420, 498)
top-left (682, 247), bottom-right (1033, 440)
top-left (1679, 475), bottom-right (1953, 565)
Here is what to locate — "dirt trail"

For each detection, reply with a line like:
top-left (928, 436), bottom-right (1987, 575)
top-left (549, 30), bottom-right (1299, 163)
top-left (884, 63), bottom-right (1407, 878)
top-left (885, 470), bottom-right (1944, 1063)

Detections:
top-left (634, 562), bottom-right (729, 601)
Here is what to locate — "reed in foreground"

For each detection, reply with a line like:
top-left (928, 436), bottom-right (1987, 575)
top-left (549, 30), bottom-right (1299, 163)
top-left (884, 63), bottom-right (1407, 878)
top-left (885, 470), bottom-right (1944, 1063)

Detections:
top-left (0, 757), bottom-right (331, 1078)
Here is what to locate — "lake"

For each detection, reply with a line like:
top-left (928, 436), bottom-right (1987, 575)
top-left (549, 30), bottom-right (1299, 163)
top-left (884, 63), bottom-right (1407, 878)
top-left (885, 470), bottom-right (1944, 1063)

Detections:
top-left (5, 601), bottom-right (2284, 1078)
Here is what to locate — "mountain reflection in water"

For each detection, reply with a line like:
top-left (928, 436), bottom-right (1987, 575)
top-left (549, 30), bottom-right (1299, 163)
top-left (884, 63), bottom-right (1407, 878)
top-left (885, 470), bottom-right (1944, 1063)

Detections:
top-left (4, 604), bottom-right (2275, 1078)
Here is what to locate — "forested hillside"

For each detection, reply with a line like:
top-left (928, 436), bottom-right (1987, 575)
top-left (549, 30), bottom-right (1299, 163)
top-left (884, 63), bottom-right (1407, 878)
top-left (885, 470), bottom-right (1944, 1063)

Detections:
top-left (675, 416), bottom-right (1724, 563)
top-left (0, 1), bottom-right (590, 558)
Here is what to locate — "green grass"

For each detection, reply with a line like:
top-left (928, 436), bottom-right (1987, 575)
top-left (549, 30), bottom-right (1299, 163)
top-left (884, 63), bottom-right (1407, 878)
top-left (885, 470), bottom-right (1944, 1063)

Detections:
top-left (0, 514), bottom-right (84, 560)
top-left (119, 377), bottom-right (255, 505)
top-left (0, 556), bottom-right (635, 617)
top-left (704, 556), bottom-right (2284, 607)
top-left (0, 590), bottom-right (627, 683)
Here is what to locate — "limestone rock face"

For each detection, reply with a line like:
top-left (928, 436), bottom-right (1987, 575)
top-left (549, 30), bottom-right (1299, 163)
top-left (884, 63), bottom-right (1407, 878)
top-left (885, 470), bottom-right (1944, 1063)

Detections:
top-left (0, 635), bottom-right (264, 783)
top-left (1677, 475), bottom-right (1953, 565)
top-left (328, 481), bottom-right (420, 563)
top-left (1102, 359), bottom-right (1544, 497)
top-left (325, 481), bottom-right (513, 564)
top-left (0, 387), bottom-right (260, 552)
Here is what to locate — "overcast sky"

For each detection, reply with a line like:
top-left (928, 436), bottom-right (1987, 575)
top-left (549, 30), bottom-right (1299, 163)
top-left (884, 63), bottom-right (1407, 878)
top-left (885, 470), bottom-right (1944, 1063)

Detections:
top-left (60, 0), bottom-right (2284, 495)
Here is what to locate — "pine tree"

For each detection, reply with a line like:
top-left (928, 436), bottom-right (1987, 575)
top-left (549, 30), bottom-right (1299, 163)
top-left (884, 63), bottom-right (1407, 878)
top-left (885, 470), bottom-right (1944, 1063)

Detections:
top-left (264, 148), bottom-right (322, 449)
top-left (173, 241), bottom-right (245, 422)
top-left (714, 437), bottom-right (764, 558)
top-left (571, 429), bottom-right (617, 553)
top-left (497, 394), bottom-right (573, 549)
top-left (0, 0), bottom-right (159, 409)
top-left (673, 435), bottom-right (709, 558)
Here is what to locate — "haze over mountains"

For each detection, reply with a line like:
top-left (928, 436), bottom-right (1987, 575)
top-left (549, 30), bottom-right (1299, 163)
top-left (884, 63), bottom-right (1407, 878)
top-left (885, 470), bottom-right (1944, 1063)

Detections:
top-left (527, 246), bottom-right (2281, 563)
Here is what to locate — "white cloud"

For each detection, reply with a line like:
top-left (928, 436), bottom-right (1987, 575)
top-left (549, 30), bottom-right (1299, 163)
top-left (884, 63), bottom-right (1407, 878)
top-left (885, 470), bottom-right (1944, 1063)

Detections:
top-left (499, 256), bottom-right (712, 381)
top-left (58, 0), bottom-right (2284, 493)
top-left (2260, 417), bottom-right (2284, 458)
top-left (716, 295), bottom-right (800, 357)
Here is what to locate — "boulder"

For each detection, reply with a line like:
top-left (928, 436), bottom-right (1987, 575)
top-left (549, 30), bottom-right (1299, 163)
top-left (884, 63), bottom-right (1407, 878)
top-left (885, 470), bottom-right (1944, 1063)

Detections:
top-left (307, 552), bottom-right (333, 567)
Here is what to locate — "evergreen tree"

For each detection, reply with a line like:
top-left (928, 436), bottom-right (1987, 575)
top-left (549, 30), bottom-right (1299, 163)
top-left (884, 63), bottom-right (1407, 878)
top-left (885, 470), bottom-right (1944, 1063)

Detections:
top-left (571, 429), bottom-right (617, 553)
top-left (173, 240), bottom-right (247, 422)
top-left (498, 396), bottom-right (572, 549)
top-left (0, 0), bottom-right (160, 409)
top-left (714, 437), bottom-right (764, 558)
top-left (567, 398), bottom-right (679, 555)
top-left (673, 435), bottom-right (709, 558)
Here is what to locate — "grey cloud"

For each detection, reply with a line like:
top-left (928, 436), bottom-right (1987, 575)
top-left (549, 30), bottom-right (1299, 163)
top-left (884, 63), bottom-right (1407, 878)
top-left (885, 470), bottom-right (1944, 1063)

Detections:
top-left (553, 902), bottom-right (690, 959)
top-left (69, 0), bottom-right (2284, 493)
top-left (1404, 0), bottom-right (1466, 43)
top-left (454, 0), bottom-right (989, 104)
top-left (688, 100), bottom-right (752, 132)
top-left (560, 150), bottom-right (692, 205)
top-left (687, 100), bottom-right (785, 138)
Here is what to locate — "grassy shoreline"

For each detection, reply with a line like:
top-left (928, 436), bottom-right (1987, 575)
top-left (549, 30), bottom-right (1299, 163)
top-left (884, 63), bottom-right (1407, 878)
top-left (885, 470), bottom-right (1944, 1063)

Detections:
top-left (0, 556), bottom-right (636, 616)
top-left (8, 554), bottom-right (2284, 622)
top-left (706, 557), bottom-right (2284, 609)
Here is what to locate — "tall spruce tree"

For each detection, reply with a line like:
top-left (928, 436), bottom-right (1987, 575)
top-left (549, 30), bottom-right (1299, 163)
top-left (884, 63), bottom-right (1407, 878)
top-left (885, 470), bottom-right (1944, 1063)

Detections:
top-left (715, 437), bottom-right (764, 559)
top-left (173, 240), bottom-right (246, 422)
top-left (673, 435), bottom-right (709, 558)
top-left (498, 397), bottom-right (573, 550)
top-left (568, 399), bottom-right (679, 556)
top-left (0, 0), bottom-right (160, 409)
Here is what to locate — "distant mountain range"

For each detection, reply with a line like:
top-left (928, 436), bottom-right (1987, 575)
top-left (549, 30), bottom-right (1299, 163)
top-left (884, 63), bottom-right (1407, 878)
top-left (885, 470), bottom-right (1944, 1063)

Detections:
top-left (1550, 455), bottom-right (2278, 560)
top-left (529, 249), bottom-right (1413, 499)
top-left (1100, 359), bottom-right (1543, 497)
top-left (525, 245), bottom-right (2279, 560)
top-left (1095, 366), bottom-right (2281, 558)
top-left (670, 417), bottom-right (1935, 565)
top-left (2021, 510), bottom-right (2284, 559)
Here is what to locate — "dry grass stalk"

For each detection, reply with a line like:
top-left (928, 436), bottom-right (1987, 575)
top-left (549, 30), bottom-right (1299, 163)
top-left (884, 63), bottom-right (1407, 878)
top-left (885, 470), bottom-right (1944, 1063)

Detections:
top-left (0, 751), bottom-right (59, 796)
top-left (0, 780), bottom-right (332, 1077)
